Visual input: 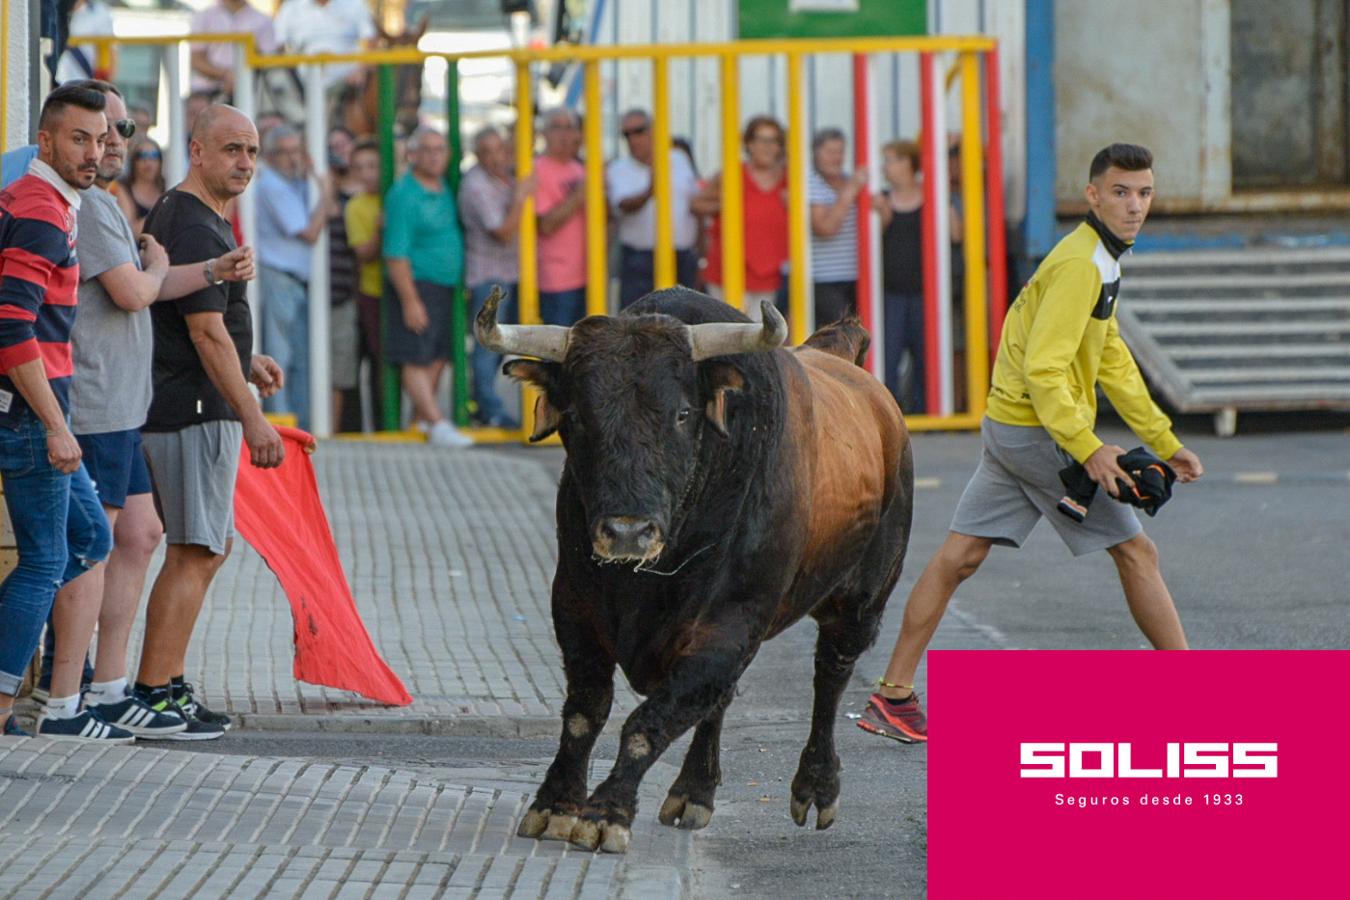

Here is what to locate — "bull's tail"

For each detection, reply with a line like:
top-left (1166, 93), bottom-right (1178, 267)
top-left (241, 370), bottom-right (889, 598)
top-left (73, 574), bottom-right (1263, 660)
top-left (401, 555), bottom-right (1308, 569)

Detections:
top-left (802, 316), bottom-right (871, 367)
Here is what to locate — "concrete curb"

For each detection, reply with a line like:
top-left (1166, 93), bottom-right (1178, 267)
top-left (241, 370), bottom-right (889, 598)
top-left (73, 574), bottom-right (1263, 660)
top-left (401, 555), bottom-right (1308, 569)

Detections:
top-left (233, 713), bottom-right (607, 739)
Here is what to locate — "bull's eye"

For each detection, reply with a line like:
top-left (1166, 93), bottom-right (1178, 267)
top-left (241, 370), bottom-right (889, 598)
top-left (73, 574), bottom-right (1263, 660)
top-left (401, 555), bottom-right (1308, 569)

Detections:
top-left (676, 407), bottom-right (692, 425)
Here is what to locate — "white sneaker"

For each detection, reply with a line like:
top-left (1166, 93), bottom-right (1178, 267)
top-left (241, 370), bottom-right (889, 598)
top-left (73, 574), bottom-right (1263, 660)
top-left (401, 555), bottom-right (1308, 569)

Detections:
top-left (427, 419), bottom-right (473, 448)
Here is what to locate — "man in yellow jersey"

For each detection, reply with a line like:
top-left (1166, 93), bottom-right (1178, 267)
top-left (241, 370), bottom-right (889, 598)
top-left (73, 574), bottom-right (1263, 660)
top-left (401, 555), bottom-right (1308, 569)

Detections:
top-left (858, 143), bottom-right (1205, 744)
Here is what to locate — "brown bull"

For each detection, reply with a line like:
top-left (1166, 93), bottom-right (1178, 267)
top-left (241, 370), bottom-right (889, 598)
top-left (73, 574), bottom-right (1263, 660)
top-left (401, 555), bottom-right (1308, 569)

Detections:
top-left (476, 286), bottom-right (913, 853)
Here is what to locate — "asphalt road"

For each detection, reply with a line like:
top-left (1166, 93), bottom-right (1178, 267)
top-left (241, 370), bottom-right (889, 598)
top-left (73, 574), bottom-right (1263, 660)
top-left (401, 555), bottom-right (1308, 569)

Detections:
top-left (181, 413), bottom-right (1349, 899)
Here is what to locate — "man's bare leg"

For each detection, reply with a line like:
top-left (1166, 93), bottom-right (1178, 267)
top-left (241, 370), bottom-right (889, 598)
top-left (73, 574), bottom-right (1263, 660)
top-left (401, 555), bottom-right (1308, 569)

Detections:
top-left (401, 364), bottom-right (443, 425)
top-left (876, 532), bottom-right (994, 700)
top-left (1106, 533), bottom-right (1188, 650)
top-left (136, 541), bottom-right (229, 686)
top-left (92, 496), bottom-right (163, 684)
top-left (47, 563), bottom-right (107, 701)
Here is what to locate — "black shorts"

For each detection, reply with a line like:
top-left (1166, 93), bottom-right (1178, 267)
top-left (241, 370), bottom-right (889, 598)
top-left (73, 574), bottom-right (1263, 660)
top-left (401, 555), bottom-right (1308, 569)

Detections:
top-left (385, 280), bottom-right (454, 366)
top-left (77, 428), bottom-right (153, 509)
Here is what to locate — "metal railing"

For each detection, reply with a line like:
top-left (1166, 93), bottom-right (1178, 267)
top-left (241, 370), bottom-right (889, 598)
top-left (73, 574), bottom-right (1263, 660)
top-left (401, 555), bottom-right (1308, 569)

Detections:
top-left (35, 33), bottom-right (1009, 440)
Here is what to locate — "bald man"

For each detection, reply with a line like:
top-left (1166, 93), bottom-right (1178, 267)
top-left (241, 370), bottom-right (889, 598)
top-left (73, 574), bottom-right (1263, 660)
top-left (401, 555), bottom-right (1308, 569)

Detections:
top-left (135, 105), bottom-right (285, 739)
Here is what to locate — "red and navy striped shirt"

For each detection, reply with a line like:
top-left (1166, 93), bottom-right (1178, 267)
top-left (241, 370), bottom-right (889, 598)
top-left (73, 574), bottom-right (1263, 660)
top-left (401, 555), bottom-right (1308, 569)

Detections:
top-left (0, 161), bottom-right (80, 425)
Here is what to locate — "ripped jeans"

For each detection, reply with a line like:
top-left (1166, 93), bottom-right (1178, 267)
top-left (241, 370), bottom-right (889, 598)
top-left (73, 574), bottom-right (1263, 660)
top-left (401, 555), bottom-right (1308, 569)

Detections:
top-left (0, 413), bottom-right (111, 696)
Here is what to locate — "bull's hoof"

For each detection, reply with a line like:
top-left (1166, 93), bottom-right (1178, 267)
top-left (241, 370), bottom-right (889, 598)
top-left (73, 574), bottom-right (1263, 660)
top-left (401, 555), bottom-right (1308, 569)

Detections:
top-left (517, 808), bottom-right (549, 838)
top-left (600, 823), bottom-right (632, 853)
top-left (789, 793), bottom-right (840, 830)
top-left (658, 793), bottom-right (714, 830)
top-left (568, 818), bottom-right (632, 853)
top-left (541, 813), bottom-right (579, 842)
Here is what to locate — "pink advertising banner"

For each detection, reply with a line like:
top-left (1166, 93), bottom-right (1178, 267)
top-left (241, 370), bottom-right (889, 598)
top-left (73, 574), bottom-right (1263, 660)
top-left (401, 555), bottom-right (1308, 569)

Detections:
top-left (928, 650), bottom-right (1350, 899)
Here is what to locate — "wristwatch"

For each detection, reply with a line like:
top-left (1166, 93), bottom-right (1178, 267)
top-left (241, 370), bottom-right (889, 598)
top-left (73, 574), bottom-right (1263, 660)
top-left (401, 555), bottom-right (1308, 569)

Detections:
top-left (204, 258), bottom-right (222, 286)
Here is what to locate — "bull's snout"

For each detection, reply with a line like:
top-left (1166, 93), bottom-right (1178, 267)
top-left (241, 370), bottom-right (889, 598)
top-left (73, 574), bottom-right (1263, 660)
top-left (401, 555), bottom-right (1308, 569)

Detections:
top-left (593, 516), bottom-right (664, 561)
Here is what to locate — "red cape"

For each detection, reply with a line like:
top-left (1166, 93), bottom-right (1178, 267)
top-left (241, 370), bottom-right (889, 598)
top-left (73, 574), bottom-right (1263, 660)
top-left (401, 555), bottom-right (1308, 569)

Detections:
top-left (234, 426), bottom-right (412, 706)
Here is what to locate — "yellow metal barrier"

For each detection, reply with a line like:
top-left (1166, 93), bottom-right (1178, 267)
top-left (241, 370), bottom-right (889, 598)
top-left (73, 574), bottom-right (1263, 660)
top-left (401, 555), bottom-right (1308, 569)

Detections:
top-left (37, 32), bottom-right (1004, 440)
top-left (719, 53), bottom-right (746, 311)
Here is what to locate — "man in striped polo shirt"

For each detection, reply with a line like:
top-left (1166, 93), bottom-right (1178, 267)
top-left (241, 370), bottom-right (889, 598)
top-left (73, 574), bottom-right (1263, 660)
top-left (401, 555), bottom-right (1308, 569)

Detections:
top-left (0, 84), bottom-right (117, 741)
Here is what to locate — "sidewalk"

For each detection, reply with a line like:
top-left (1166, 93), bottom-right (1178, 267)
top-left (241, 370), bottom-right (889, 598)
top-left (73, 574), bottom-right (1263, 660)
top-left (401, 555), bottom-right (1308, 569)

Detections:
top-left (1, 442), bottom-right (697, 899)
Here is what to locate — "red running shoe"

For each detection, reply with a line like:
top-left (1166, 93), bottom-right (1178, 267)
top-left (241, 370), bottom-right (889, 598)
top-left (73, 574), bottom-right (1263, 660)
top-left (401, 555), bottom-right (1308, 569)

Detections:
top-left (857, 692), bottom-right (928, 743)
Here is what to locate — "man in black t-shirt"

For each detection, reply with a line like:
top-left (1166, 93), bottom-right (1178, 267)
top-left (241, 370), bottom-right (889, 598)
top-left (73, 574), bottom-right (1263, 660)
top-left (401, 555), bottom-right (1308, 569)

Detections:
top-left (135, 104), bottom-right (285, 740)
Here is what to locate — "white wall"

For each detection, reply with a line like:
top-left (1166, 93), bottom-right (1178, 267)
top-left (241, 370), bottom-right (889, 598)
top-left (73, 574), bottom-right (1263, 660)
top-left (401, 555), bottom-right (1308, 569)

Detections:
top-left (3, 0), bottom-right (32, 150)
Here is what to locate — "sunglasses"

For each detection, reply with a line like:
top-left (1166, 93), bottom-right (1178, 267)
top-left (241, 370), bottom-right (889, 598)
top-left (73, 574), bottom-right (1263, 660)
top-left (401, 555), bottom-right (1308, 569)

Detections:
top-left (112, 118), bottom-right (136, 139)
top-left (135, 150), bottom-right (161, 161)
top-left (622, 124), bottom-right (650, 139)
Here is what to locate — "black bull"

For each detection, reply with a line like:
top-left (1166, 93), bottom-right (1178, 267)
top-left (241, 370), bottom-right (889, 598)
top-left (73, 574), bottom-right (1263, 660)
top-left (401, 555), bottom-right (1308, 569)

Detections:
top-left (476, 286), bottom-right (914, 854)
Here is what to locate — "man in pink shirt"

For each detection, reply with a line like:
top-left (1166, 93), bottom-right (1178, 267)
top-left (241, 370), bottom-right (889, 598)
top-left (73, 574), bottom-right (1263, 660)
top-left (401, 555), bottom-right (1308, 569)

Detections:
top-left (190, 0), bottom-right (279, 99)
top-left (533, 108), bottom-right (587, 325)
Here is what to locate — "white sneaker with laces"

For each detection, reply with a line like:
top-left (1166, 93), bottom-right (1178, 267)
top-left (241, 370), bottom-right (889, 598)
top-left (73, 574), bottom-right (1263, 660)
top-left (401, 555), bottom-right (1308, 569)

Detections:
top-left (427, 419), bottom-right (474, 449)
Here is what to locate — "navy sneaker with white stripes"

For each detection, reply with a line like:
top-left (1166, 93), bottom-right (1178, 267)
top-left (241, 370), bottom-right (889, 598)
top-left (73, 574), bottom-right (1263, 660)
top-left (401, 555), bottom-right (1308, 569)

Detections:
top-left (36, 709), bottom-right (135, 744)
top-left (88, 690), bottom-right (187, 738)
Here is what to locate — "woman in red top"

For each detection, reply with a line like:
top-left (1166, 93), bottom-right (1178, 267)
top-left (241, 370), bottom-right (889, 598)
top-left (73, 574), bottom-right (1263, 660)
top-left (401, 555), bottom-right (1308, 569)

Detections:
top-left (692, 115), bottom-right (788, 320)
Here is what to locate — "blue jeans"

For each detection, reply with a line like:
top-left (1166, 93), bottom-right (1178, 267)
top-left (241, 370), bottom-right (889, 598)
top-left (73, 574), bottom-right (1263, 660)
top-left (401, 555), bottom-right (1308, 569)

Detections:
top-left (261, 264), bottom-right (310, 430)
top-left (0, 415), bottom-right (112, 696)
top-left (884, 291), bottom-right (926, 414)
top-left (469, 282), bottom-right (517, 426)
top-left (539, 288), bottom-right (586, 327)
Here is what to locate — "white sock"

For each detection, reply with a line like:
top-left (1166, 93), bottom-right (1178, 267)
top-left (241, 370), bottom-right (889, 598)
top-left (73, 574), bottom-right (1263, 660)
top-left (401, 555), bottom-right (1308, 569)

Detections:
top-left (87, 677), bottom-right (128, 706)
top-left (45, 694), bottom-right (81, 720)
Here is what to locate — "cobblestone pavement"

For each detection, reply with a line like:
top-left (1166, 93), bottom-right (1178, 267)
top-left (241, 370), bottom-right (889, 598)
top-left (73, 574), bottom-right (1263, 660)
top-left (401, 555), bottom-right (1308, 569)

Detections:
top-left (0, 739), bottom-right (689, 899)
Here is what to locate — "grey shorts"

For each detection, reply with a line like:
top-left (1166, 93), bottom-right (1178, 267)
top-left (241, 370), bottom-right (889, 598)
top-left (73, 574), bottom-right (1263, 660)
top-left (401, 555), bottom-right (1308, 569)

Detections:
top-left (331, 299), bottom-right (359, 390)
top-left (950, 418), bottom-right (1141, 557)
top-left (142, 420), bottom-right (243, 556)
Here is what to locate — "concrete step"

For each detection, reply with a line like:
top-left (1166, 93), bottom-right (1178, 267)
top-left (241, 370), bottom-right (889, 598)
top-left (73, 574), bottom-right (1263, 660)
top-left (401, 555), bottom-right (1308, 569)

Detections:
top-left (1128, 297), bottom-right (1350, 314)
top-left (1145, 320), bottom-right (1350, 337)
top-left (1117, 245), bottom-right (1350, 423)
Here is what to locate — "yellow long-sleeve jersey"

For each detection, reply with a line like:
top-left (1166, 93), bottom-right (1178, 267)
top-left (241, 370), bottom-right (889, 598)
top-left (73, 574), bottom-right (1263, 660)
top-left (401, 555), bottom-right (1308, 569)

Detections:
top-left (986, 220), bottom-right (1183, 464)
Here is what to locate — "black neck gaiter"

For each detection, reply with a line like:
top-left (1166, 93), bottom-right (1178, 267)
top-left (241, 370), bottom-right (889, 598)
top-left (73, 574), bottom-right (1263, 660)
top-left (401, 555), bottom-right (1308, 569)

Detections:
top-left (1086, 210), bottom-right (1131, 260)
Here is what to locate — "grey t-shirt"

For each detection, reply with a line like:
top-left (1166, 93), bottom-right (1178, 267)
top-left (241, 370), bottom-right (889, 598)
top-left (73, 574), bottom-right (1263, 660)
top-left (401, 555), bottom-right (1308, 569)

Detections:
top-left (69, 186), bottom-right (154, 434)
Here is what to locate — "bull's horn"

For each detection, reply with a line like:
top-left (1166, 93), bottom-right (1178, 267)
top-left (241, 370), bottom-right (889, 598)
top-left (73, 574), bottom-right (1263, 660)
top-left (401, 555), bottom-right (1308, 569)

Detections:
top-left (687, 301), bottom-right (787, 361)
top-left (473, 285), bottom-right (572, 362)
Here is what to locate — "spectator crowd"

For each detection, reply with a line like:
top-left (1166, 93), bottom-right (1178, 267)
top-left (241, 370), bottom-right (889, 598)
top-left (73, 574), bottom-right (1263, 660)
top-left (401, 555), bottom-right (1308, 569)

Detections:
top-left (29, 0), bottom-right (959, 434)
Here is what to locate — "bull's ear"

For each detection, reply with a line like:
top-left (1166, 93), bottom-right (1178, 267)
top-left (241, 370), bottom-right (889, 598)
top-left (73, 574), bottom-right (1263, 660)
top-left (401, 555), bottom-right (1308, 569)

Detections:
top-left (701, 361), bottom-right (745, 437)
top-left (503, 359), bottom-right (565, 442)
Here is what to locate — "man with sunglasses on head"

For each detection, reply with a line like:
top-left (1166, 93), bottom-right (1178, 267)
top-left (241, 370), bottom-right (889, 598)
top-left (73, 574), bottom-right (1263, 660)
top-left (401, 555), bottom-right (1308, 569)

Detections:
top-left (29, 81), bottom-right (257, 742)
top-left (605, 108), bottom-right (700, 308)
top-left (0, 83), bottom-right (112, 739)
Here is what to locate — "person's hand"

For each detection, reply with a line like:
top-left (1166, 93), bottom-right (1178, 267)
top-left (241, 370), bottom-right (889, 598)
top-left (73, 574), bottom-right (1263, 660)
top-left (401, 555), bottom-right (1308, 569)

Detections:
top-left (46, 426), bottom-right (81, 474)
top-left (1168, 447), bottom-right (1204, 483)
top-left (221, 69), bottom-right (235, 93)
top-left (215, 245), bottom-right (255, 283)
top-left (249, 354), bottom-right (284, 398)
top-left (1083, 443), bottom-right (1130, 499)
top-left (343, 67), bottom-right (365, 88)
top-left (514, 173), bottom-right (538, 202)
top-left (847, 170), bottom-right (869, 201)
top-left (243, 412), bottom-right (285, 469)
top-left (402, 298), bottom-right (429, 334)
top-left (871, 192), bottom-right (890, 215)
top-left (138, 233), bottom-right (168, 271)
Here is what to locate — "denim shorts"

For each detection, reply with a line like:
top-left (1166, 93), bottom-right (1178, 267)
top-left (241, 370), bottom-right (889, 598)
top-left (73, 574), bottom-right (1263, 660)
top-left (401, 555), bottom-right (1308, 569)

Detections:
top-left (77, 428), bottom-right (152, 509)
